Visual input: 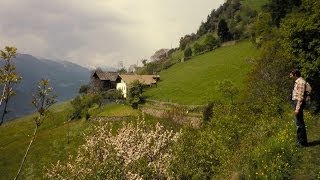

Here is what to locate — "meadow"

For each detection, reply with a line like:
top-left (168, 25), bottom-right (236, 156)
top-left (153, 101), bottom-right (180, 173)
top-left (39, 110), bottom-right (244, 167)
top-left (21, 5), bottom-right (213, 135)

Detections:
top-left (144, 40), bottom-right (260, 105)
top-left (0, 102), bottom-right (172, 179)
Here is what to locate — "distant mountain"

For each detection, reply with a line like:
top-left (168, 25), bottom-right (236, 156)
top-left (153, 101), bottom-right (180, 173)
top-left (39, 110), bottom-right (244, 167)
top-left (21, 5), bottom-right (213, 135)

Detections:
top-left (1, 54), bottom-right (90, 121)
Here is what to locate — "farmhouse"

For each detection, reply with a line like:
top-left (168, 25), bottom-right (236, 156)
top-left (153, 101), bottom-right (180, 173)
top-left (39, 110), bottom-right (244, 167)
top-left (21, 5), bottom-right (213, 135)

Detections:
top-left (116, 74), bottom-right (160, 98)
top-left (91, 70), bottom-right (121, 91)
top-left (91, 70), bottom-right (160, 98)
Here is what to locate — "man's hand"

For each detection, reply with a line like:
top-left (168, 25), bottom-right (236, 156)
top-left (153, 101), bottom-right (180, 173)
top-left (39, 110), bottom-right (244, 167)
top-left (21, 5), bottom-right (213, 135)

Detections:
top-left (294, 109), bottom-right (299, 115)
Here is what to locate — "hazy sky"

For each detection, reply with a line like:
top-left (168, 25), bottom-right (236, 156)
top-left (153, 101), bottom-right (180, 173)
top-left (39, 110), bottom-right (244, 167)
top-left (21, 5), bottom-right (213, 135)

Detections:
top-left (0, 0), bottom-right (224, 69)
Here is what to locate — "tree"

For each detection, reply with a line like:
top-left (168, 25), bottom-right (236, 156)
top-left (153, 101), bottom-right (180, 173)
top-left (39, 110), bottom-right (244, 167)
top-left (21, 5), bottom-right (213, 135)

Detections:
top-left (279, 0), bottom-right (320, 111)
top-left (250, 12), bottom-right (273, 46)
top-left (263, 0), bottom-right (302, 26)
top-left (141, 59), bottom-right (147, 66)
top-left (203, 102), bottom-right (214, 122)
top-left (204, 34), bottom-right (220, 51)
top-left (197, 21), bottom-right (208, 36)
top-left (118, 67), bottom-right (127, 74)
top-left (15, 79), bottom-right (56, 179)
top-left (103, 89), bottom-right (123, 101)
top-left (79, 84), bottom-right (89, 94)
top-left (184, 47), bottom-right (192, 59)
top-left (179, 35), bottom-right (197, 50)
top-left (218, 19), bottom-right (231, 42)
top-left (0, 46), bottom-right (21, 126)
top-left (70, 94), bottom-right (100, 120)
top-left (127, 80), bottom-right (143, 109)
top-left (193, 42), bottom-right (202, 55)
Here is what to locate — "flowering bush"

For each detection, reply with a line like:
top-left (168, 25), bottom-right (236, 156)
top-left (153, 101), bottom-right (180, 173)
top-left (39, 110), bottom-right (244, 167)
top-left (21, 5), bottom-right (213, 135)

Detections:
top-left (45, 121), bottom-right (179, 179)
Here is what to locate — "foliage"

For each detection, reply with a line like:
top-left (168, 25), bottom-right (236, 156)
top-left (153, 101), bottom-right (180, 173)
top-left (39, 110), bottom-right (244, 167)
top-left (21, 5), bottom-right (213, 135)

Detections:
top-left (179, 34), bottom-right (198, 50)
top-left (46, 121), bottom-right (180, 179)
top-left (217, 80), bottom-right (239, 104)
top-left (15, 79), bottom-right (57, 179)
top-left (183, 46), bottom-right (192, 59)
top-left (196, 0), bottom-right (260, 40)
top-left (78, 84), bottom-right (89, 94)
top-left (127, 80), bottom-right (144, 109)
top-left (103, 89), bottom-right (123, 101)
top-left (170, 99), bottom-right (300, 179)
top-left (262, 0), bottom-right (301, 26)
top-left (0, 46), bottom-right (21, 125)
top-left (193, 42), bottom-right (203, 55)
top-left (204, 34), bottom-right (220, 51)
top-left (218, 19), bottom-right (231, 42)
top-left (118, 67), bottom-right (127, 74)
top-left (70, 94), bottom-right (101, 120)
top-left (250, 12), bottom-right (274, 46)
top-left (202, 101), bottom-right (214, 122)
top-left (279, 0), bottom-right (320, 111)
top-left (170, 104), bottom-right (252, 179)
top-left (31, 79), bottom-right (57, 126)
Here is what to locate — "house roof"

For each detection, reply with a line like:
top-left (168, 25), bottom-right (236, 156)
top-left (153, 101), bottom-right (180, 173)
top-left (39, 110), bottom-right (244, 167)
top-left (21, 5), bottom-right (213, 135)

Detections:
top-left (119, 75), bottom-right (159, 85)
top-left (94, 71), bottom-right (119, 81)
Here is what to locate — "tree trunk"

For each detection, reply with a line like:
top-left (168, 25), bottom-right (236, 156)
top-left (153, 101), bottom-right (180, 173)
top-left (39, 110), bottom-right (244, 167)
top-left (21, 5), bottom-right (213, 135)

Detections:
top-left (0, 84), bottom-right (7, 106)
top-left (0, 98), bottom-right (9, 126)
top-left (14, 124), bottom-right (38, 180)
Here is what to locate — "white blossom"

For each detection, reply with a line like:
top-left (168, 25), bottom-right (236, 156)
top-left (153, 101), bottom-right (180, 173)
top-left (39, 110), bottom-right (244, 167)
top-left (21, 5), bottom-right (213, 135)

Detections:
top-left (45, 120), bottom-right (180, 179)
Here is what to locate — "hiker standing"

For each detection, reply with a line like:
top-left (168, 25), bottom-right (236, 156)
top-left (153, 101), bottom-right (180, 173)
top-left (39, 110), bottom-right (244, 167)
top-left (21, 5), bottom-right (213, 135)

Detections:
top-left (290, 69), bottom-right (308, 147)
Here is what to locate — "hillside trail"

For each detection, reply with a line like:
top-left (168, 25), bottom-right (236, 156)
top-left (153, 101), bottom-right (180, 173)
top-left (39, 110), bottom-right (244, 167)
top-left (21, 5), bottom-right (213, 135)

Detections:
top-left (293, 113), bottom-right (320, 179)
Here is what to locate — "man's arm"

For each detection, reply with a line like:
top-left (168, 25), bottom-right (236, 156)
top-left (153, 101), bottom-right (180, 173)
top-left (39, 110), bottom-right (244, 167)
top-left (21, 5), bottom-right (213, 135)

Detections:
top-left (295, 81), bottom-right (305, 111)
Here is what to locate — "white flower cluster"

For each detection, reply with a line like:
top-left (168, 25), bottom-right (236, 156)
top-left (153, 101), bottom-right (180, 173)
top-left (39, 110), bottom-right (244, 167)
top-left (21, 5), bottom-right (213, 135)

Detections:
top-left (45, 120), bottom-right (180, 179)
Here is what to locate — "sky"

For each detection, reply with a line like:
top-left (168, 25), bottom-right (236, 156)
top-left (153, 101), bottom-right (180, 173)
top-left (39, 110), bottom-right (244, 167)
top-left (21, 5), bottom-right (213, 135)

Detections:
top-left (0, 0), bottom-right (224, 69)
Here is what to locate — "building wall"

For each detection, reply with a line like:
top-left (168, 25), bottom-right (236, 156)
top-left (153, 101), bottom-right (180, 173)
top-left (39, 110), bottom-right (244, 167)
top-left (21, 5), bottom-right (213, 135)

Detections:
top-left (116, 80), bottom-right (127, 98)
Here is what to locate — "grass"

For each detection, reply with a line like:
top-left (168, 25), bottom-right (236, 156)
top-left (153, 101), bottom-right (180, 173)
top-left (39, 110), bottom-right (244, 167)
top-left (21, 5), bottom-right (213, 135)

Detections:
top-left (0, 101), bottom-right (179, 179)
top-left (96, 104), bottom-right (139, 117)
top-left (293, 112), bottom-right (320, 179)
top-left (0, 102), bottom-right (91, 179)
top-left (144, 40), bottom-right (260, 105)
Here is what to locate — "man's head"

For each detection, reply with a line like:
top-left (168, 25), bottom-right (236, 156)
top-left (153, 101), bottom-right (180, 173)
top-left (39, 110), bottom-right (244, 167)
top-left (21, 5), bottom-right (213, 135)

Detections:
top-left (290, 69), bottom-right (301, 80)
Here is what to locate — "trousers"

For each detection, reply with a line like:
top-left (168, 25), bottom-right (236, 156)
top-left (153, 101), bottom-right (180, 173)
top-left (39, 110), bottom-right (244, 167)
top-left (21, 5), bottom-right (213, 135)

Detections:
top-left (292, 100), bottom-right (308, 145)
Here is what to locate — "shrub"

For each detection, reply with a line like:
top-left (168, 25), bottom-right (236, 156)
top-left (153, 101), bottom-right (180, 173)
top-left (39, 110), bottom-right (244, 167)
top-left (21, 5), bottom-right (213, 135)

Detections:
top-left (239, 123), bottom-right (298, 179)
top-left (184, 47), bottom-right (192, 58)
top-left (70, 94), bottom-right (101, 119)
top-left (78, 84), bottom-right (89, 94)
top-left (202, 102), bottom-right (214, 122)
top-left (204, 34), bottom-right (220, 51)
top-left (103, 89), bottom-right (123, 101)
top-left (127, 80), bottom-right (144, 109)
top-left (45, 121), bottom-right (180, 179)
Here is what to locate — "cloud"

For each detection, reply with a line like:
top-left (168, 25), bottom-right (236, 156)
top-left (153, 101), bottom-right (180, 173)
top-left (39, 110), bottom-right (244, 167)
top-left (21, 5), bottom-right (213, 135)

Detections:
top-left (0, 0), bottom-right (224, 68)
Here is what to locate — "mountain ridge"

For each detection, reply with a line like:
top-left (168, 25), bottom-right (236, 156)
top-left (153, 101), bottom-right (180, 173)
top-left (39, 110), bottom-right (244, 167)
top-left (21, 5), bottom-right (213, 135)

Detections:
top-left (1, 54), bottom-right (91, 121)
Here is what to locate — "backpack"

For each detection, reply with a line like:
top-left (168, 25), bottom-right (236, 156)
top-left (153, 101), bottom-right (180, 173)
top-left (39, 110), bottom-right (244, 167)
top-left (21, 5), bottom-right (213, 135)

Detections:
top-left (304, 81), bottom-right (312, 105)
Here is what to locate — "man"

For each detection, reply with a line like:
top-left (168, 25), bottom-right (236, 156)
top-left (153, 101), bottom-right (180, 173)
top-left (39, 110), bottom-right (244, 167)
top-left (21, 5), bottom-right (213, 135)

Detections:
top-left (290, 69), bottom-right (308, 147)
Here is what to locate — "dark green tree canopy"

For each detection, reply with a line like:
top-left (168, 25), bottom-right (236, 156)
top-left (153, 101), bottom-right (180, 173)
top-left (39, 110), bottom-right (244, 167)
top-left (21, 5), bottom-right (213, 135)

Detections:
top-left (263, 0), bottom-right (302, 26)
top-left (184, 47), bottom-right (192, 58)
top-left (218, 19), bottom-right (230, 42)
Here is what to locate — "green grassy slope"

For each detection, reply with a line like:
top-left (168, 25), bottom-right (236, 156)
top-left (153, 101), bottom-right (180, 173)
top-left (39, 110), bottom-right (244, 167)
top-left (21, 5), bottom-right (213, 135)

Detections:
top-left (144, 41), bottom-right (260, 105)
top-left (0, 102), bottom-right (91, 179)
top-left (293, 113), bottom-right (320, 179)
top-left (0, 102), bottom-right (167, 179)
